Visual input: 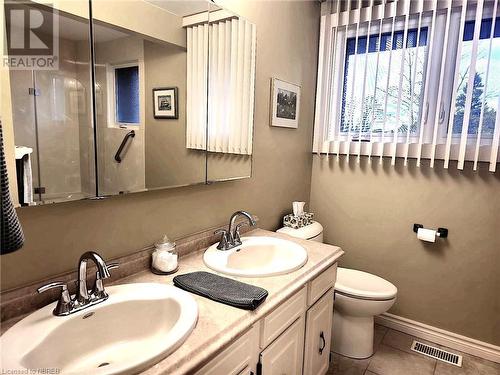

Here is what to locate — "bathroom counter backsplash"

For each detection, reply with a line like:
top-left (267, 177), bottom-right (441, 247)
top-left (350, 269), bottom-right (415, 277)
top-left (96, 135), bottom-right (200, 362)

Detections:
top-left (0, 228), bottom-right (343, 374)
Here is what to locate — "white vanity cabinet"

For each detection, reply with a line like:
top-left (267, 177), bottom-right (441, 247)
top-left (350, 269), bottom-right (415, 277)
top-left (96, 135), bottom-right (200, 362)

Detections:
top-left (194, 263), bottom-right (337, 375)
top-left (303, 291), bottom-right (334, 375)
top-left (195, 324), bottom-right (260, 375)
top-left (259, 316), bottom-right (305, 375)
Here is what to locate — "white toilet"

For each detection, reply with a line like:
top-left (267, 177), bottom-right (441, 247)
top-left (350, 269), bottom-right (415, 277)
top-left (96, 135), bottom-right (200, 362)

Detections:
top-left (277, 221), bottom-right (397, 359)
top-left (333, 267), bottom-right (397, 358)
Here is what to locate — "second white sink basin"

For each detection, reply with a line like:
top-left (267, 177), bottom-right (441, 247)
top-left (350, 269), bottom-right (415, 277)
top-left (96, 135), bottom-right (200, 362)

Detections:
top-left (203, 236), bottom-right (308, 277)
top-left (0, 283), bottom-right (198, 375)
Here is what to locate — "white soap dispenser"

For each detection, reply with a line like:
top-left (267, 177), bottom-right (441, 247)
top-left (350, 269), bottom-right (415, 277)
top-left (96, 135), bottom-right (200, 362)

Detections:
top-left (151, 235), bottom-right (178, 274)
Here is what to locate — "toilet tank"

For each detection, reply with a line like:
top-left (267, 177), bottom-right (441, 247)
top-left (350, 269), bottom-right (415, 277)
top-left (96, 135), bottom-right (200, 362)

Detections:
top-left (277, 221), bottom-right (324, 243)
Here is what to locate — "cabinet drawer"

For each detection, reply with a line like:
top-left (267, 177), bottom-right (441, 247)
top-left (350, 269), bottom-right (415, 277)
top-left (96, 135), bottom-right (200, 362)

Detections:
top-left (259, 286), bottom-right (307, 349)
top-left (195, 325), bottom-right (259, 375)
top-left (307, 263), bottom-right (337, 306)
top-left (259, 315), bottom-right (305, 375)
top-left (304, 289), bottom-right (334, 375)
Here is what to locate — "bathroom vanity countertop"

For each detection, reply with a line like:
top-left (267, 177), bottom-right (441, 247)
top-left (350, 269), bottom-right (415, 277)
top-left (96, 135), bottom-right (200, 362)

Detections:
top-left (130, 228), bottom-right (343, 374)
top-left (0, 229), bottom-right (343, 374)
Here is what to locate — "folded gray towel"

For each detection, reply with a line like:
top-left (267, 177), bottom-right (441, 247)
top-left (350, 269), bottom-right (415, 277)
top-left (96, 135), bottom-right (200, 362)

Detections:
top-left (173, 271), bottom-right (268, 310)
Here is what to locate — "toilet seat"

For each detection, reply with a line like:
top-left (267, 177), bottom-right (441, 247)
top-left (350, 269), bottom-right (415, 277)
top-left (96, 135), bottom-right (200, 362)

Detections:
top-left (335, 267), bottom-right (397, 301)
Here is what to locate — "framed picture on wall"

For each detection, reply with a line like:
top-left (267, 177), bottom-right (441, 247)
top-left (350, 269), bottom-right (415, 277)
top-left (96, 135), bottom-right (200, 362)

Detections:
top-left (270, 78), bottom-right (301, 128)
top-left (153, 87), bottom-right (178, 119)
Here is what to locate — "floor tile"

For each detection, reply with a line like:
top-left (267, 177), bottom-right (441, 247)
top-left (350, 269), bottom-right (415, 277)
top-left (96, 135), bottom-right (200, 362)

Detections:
top-left (367, 344), bottom-right (436, 375)
top-left (327, 352), bottom-right (370, 375)
top-left (382, 328), bottom-right (438, 356)
top-left (434, 350), bottom-right (500, 375)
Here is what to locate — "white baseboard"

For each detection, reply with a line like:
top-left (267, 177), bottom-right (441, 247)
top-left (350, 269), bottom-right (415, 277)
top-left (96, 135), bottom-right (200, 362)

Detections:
top-left (375, 312), bottom-right (500, 364)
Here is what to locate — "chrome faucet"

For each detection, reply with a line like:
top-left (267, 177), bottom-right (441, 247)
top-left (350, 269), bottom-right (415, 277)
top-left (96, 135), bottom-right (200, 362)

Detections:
top-left (37, 251), bottom-right (118, 316)
top-left (76, 251), bottom-right (110, 303)
top-left (215, 211), bottom-right (256, 251)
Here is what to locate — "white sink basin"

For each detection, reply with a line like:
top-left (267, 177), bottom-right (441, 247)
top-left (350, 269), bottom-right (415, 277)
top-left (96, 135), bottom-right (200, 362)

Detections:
top-left (203, 236), bottom-right (308, 277)
top-left (1, 283), bottom-right (198, 375)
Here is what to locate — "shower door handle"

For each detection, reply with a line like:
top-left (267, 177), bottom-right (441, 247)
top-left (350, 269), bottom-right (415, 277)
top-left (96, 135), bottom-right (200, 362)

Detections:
top-left (114, 130), bottom-right (135, 163)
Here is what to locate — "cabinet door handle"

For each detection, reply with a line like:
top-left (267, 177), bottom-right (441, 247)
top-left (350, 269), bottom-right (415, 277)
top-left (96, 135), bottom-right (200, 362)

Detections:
top-left (319, 331), bottom-right (326, 354)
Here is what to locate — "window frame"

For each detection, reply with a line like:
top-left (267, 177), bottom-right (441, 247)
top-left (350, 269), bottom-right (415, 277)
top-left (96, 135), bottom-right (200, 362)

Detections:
top-left (106, 60), bottom-right (143, 129)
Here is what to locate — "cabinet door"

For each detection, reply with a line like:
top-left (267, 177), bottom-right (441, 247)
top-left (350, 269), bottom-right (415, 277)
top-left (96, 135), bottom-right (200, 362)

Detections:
top-left (303, 289), bottom-right (334, 375)
top-left (195, 325), bottom-right (259, 375)
top-left (260, 316), bottom-right (305, 375)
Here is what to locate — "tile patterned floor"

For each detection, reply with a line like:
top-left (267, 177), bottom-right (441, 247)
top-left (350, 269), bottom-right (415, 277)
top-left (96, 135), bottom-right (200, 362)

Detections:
top-left (327, 325), bottom-right (500, 375)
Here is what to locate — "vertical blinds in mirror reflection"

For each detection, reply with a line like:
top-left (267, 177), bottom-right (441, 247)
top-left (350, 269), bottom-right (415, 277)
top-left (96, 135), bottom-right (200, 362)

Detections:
top-left (7, 0), bottom-right (256, 205)
top-left (206, 10), bottom-right (256, 181)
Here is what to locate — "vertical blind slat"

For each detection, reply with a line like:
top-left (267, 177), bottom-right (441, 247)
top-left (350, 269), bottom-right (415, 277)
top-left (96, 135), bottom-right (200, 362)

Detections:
top-left (336, 23), bottom-right (350, 158)
top-left (329, 0), bottom-right (342, 155)
top-left (379, 0), bottom-right (398, 164)
top-left (367, 16), bottom-right (384, 160)
top-left (323, 15), bottom-right (335, 153)
top-left (490, 97), bottom-right (500, 172)
top-left (443, 0), bottom-right (469, 169)
top-left (473, 0), bottom-right (499, 170)
top-left (391, 0), bottom-right (411, 166)
top-left (186, 27), bottom-right (193, 149)
top-left (404, 6), bottom-right (424, 166)
top-left (313, 15), bottom-right (328, 154)
top-left (458, 0), bottom-right (485, 170)
top-left (429, 0), bottom-right (454, 168)
top-left (357, 0), bottom-right (376, 161)
top-left (248, 23), bottom-right (256, 154)
top-left (345, 3), bottom-right (363, 161)
top-left (416, 0), bottom-right (439, 167)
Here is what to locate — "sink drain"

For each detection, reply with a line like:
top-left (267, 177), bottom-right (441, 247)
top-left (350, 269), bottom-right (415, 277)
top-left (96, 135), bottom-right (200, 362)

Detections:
top-left (98, 362), bottom-right (110, 368)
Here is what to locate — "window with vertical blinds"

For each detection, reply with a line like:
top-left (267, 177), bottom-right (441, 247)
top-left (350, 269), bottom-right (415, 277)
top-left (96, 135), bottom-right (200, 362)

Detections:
top-left (314, 0), bottom-right (500, 172)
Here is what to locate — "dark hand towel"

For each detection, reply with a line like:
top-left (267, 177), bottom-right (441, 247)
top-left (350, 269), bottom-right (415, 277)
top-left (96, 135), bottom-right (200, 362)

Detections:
top-left (1, 124), bottom-right (25, 254)
top-left (173, 271), bottom-right (268, 310)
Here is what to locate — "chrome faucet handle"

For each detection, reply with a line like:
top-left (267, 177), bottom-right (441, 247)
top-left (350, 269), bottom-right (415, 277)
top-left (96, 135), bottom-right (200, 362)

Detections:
top-left (214, 229), bottom-right (230, 250)
top-left (233, 222), bottom-right (249, 245)
top-left (37, 282), bottom-right (73, 316)
top-left (105, 262), bottom-right (119, 271)
top-left (92, 262), bottom-right (119, 299)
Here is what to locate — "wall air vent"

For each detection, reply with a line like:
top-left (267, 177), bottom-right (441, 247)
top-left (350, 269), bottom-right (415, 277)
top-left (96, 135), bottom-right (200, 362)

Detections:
top-left (411, 340), bottom-right (462, 367)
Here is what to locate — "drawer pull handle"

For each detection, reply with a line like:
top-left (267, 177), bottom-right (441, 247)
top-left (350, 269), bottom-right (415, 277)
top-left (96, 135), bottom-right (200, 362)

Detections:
top-left (319, 331), bottom-right (326, 354)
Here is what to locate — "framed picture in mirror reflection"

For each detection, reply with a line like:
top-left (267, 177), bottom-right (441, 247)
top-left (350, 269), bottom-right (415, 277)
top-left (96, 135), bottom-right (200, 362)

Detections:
top-left (153, 87), bottom-right (178, 119)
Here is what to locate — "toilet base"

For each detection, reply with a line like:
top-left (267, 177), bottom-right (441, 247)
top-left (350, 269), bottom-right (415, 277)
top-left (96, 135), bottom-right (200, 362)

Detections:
top-left (332, 310), bottom-right (374, 359)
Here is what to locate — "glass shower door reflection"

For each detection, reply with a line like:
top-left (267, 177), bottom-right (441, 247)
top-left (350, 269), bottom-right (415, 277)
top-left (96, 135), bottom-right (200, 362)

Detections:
top-left (9, 2), bottom-right (95, 204)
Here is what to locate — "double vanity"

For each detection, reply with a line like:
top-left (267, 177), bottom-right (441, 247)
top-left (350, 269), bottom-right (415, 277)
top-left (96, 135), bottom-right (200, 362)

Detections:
top-left (0, 228), bottom-right (343, 374)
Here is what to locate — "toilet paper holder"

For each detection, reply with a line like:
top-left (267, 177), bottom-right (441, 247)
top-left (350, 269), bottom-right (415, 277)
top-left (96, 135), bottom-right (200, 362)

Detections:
top-left (413, 224), bottom-right (448, 238)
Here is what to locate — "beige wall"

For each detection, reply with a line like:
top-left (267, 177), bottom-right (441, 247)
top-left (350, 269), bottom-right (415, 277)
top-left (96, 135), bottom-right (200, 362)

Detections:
top-left (310, 155), bottom-right (500, 345)
top-left (1, 0), bottom-right (320, 291)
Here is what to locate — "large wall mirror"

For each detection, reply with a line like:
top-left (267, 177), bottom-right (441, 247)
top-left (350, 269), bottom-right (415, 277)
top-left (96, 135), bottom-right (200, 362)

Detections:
top-left (4, 0), bottom-right (256, 205)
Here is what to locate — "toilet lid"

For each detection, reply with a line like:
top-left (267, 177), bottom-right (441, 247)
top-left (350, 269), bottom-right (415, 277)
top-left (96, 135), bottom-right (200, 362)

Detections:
top-left (335, 267), bottom-right (397, 300)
